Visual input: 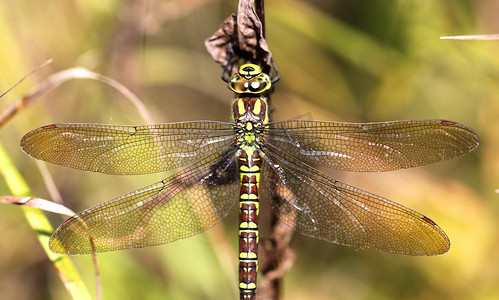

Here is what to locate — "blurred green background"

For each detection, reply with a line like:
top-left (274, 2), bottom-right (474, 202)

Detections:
top-left (1, 0), bottom-right (498, 299)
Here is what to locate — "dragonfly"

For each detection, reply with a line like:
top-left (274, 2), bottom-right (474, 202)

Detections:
top-left (21, 64), bottom-right (479, 300)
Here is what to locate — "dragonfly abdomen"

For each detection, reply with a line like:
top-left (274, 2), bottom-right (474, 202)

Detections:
top-left (238, 147), bottom-right (262, 300)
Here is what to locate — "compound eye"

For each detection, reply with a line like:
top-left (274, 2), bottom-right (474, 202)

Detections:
top-left (230, 77), bottom-right (247, 93)
top-left (249, 80), bottom-right (261, 92)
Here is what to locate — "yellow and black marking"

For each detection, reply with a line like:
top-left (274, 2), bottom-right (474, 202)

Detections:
top-left (230, 64), bottom-right (271, 300)
top-left (238, 148), bottom-right (261, 300)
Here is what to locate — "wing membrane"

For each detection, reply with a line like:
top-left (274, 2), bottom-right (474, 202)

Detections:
top-left (49, 147), bottom-right (240, 254)
top-left (261, 144), bottom-right (450, 255)
top-left (264, 119), bottom-right (478, 172)
top-left (21, 121), bottom-right (235, 175)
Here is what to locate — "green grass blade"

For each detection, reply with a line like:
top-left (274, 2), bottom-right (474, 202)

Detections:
top-left (0, 142), bottom-right (92, 300)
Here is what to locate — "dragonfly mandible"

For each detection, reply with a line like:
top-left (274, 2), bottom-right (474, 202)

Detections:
top-left (20, 64), bottom-right (479, 300)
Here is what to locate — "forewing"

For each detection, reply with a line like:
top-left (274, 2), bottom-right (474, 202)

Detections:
top-left (21, 121), bottom-right (235, 174)
top-left (264, 119), bottom-right (478, 172)
top-left (49, 148), bottom-right (240, 254)
top-left (261, 145), bottom-right (450, 255)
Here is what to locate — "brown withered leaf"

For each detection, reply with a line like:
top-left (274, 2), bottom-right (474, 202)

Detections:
top-left (205, 0), bottom-right (272, 75)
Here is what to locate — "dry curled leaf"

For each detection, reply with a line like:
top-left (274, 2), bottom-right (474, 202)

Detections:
top-left (205, 0), bottom-right (272, 75)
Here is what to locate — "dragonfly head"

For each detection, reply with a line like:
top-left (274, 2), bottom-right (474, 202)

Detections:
top-left (228, 64), bottom-right (271, 94)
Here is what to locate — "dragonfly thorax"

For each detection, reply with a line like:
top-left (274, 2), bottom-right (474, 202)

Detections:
top-left (235, 121), bottom-right (265, 148)
top-left (232, 97), bottom-right (269, 124)
top-left (232, 96), bottom-right (268, 149)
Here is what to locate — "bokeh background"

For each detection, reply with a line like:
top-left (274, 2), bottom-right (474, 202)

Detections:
top-left (1, 0), bottom-right (498, 299)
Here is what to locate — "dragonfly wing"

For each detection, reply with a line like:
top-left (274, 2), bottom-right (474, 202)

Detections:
top-left (265, 120), bottom-right (478, 172)
top-left (49, 148), bottom-right (240, 254)
top-left (21, 121), bottom-right (235, 174)
top-left (261, 146), bottom-right (450, 255)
